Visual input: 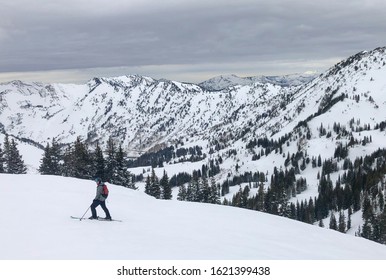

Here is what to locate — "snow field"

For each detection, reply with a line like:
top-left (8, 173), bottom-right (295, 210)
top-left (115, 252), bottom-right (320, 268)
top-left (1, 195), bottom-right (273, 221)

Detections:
top-left (2, 174), bottom-right (386, 260)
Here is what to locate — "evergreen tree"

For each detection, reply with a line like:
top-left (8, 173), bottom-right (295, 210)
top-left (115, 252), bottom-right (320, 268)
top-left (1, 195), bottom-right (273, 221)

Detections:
top-left (192, 177), bottom-right (202, 202)
top-left (362, 192), bottom-right (374, 222)
top-left (329, 212), bottom-right (338, 230)
top-left (317, 155), bottom-right (322, 167)
top-left (242, 185), bottom-right (250, 208)
top-left (338, 211), bottom-right (346, 233)
top-left (177, 185), bottom-right (187, 201)
top-left (256, 181), bottom-right (265, 211)
top-left (347, 207), bottom-right (352, 230)
top-left (160, 170), bottom-right (172, 199)
top-left (3, 136), bottom-right (27, 174)
top-left (186, 181), bottom-right (195, 202)
top-left (39, 143), bottom-right (53, 175)
top-left (231, 187), bottom-right (243, 208)
top-left (127, 174), bottom-right (136, 190)
top-left (72, 136), bottom-right (91, 179)
top-left (13, 140), bottom-right (27, 174)
top-left (378, 207), bottom-right (386, 244)
top-left (208, 177), bottom-right (220, 204)
top-left (379, 192), bottom-right (385, 212)
top-left (150, 169), bottom-right (161, 199)
top-left (287, 203), bottom-right (296, 219)
top-left (145, 175), bottom-right (151, 196)
top-left (372, 218), bottom-right (381, 242)
top-left (105, 137), bottom-right (117, 181)
top-left (361, 220), bottom-right (372, 240)
top-left (92, 142), bottom-right (105, 180)
top-left (200, 177), bottom-right (210, 203)
top-left (113, 144), bottom-right (134, 188)
top-left (38, 139), bottom-right (61, 175)
top-left (3, 135), bottom-right (10, 167)
top-left (49, 138), bottom-right (62, 175)
top-left (114, 144), bottom-right (125, 183)
top-left (308, 197), bottom-right (315, 224)
top-left (62, 144), bottom-right (76, 177)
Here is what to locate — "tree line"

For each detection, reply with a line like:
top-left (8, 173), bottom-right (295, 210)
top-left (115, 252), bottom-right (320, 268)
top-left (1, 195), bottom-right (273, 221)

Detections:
top-left (127, 145), bottom-right (206, 168)
top-left (177, 175), bottom-right (220, 204)
top-left (38, 137), bottom-right (136, 189)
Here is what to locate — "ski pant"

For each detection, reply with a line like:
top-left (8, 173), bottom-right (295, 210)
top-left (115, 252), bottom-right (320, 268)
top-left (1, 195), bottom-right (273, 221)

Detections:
top-left (90, 199), bottom-right (111, 219)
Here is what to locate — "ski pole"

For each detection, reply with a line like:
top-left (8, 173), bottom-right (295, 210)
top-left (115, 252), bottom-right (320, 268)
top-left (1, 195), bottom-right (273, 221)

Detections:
top-left (79, 206), bottom-right (91, 221)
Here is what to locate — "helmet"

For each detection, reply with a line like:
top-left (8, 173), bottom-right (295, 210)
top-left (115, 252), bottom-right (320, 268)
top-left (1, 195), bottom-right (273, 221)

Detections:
top-left (94, 177), bottom-right (101, 183)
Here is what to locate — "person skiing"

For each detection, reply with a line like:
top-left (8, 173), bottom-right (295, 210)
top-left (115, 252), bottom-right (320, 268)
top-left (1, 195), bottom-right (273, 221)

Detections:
top-left (89, 177), bottom-right (112, 220)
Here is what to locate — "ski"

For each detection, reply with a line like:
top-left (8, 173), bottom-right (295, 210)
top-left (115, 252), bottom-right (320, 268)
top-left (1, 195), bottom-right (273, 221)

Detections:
top-left (70, 216), bottom-right (87, 221)
top-left (70, 216), bottom-right (122, 222)
top-left (97, 217), bottom-right (123, 222)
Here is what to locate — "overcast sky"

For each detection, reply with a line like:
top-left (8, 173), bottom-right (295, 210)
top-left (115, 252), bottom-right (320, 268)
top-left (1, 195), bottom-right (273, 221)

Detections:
top-left (1, 0), bottom-right (385, 84)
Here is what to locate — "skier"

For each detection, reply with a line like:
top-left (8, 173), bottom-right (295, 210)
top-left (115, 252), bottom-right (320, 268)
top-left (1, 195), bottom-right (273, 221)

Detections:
top-left (89, 177), bottom-right (112, 220)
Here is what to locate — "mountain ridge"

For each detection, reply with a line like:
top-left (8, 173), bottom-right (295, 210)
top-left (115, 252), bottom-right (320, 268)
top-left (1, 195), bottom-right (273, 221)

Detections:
top-left (1, 47), bottom-right (386, 157)
top-left (0, 47), bottom-right (385, 156)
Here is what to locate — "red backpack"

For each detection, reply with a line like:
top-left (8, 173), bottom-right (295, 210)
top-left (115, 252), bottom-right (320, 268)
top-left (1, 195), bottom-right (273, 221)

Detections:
top-left (102, 184), bottom-right (109, 198)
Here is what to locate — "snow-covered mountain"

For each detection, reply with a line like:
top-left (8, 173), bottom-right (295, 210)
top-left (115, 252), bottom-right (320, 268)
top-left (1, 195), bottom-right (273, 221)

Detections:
top-left (0, 73), bottom-right (295, 154)
top-left (0, 72), bottom-right (318, 159)
top-left (2, 46), bottom-right (386, 249)
top-left (1, 48), bottom-right (384, 159)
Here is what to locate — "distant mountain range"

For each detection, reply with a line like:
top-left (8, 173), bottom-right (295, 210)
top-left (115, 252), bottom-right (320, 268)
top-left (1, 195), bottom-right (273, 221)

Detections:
top-left (1, 47), bottom-right (385, 158)
top-left (0, 70), bottom-right (316, 153)
top-left (198, 72), bottom-right (318, 90)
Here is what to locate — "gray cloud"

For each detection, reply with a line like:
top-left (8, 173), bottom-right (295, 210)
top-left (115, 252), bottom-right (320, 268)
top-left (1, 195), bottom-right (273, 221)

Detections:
top-left (1, 0), bottom-right (386, 83)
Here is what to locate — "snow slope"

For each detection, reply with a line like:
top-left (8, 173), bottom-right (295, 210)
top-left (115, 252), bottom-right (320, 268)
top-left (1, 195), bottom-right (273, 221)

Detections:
top-left (2, 174), bottom-right (386, 260)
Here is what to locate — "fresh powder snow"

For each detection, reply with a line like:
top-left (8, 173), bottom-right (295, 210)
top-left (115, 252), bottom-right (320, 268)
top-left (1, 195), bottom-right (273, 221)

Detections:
top-left (2, 174), bottom-right (386, 260)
